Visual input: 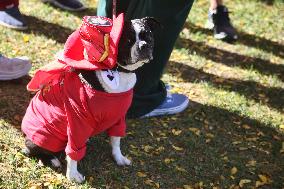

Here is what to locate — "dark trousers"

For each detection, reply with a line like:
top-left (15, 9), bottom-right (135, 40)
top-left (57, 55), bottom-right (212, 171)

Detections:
top-left (97, 0), bottom-right (194, 118)
top-left (0, 0), bottom-right (19, 9)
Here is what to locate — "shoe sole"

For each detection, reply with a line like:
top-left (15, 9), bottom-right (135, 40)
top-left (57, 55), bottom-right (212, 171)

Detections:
top-left (142, 98), bottom-right (189, 118)
top-left (42, 0), bottom-right (87, 12)
top-left (0, 20), bottom-right (28, 30)
top-left (214, 33), bottom-right (237, 42)
top-left (0, 63), bottom-right (31, 80)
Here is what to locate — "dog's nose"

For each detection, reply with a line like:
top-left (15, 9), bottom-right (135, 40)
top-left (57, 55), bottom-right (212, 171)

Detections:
top-left (138, 41), bottom-right (147, 50)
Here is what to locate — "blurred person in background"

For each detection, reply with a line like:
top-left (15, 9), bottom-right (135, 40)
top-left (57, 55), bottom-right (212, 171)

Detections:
top-left (206, 0), bottom-right (238, 41)
top-left (0, 0), bottom-right (85, 30)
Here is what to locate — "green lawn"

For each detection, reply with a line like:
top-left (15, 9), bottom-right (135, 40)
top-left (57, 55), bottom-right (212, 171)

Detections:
top-left (0, 0), bottom-right (283, 188)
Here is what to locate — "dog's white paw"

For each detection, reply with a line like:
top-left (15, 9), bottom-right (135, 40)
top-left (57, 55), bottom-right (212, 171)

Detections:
top-left (113, 154), bottom-right (131, 166)
top-left (51, 158), bottom-right (61, 168)
top-left (66, 170), bottom-right (85, 183)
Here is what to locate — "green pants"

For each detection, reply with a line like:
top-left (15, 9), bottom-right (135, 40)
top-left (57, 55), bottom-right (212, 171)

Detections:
top-left (97, 0), bottom-right (194, 118)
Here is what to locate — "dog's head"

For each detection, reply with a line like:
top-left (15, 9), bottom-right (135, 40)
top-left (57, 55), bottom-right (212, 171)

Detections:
top-left (117, 17), bottom-right (160, 71)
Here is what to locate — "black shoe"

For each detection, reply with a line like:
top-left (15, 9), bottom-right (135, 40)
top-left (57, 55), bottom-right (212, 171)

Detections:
top-left (208, 5), bottom-right (238, 42)
top-left (42, 0), bottom-right (86, 11)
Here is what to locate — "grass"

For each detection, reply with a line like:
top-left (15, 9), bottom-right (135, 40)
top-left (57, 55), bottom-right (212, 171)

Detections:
top-left (0, 0), bottom-right (283, 188)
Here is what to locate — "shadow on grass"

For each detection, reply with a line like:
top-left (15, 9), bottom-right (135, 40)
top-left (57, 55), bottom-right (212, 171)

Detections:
top-left (0, 76), bottom-right (32, 131)
top-left (22, 15), bottom-right (73, 44)
top-left (0, 75), bottom-right (283, 188)
top-left (184, 23), bottom-right (284, 59)
top-left (168, 61), bottom-right (284, 112)
top-left (177, 37), bottom-right (284, 82)
top-left (81, 100), bottom-right (283, 188)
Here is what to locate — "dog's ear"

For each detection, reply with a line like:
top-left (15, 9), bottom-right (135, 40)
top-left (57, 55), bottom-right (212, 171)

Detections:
top-left (142, 17), bottom-right (162, 31)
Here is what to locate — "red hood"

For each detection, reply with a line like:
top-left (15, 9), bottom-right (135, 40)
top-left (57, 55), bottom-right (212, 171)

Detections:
top-left (27, 14), bottom-right (124, 91)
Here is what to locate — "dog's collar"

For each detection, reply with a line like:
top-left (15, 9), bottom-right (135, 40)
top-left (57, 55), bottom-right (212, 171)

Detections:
top-left (110, 63), bottom-right (133, 73)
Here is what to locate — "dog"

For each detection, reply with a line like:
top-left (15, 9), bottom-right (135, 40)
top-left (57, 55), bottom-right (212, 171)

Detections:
top-left (21, 16), bottom-right (159, 183)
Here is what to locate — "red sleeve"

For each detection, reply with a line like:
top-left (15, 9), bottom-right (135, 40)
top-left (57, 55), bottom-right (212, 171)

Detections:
top-left (106, 116), bottom-right (126, 137)
top-left (64, 98), bottom-right (94, 161)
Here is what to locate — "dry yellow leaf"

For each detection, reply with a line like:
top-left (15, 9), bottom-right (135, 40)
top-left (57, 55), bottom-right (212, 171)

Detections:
top-left (222, 156), bottom-right (229, 161)
top-left (231, 167), bottom-right (238, 175)
top-left (148, 131), bottom-right (154, 137)
top-left (206, 133), bottom-right (214, 138)
top-left (255, 181), bottom-right (265, 187)
top-left (142, 145), bottom-right (153, 153)
top-left (246, 160), bottom-right (256, 167)
top-left (144, 179), bottom-right (154, 185)
top-left (164, 158), bottom-right (171, 164)
top-left (183, 185), bottom-right (193, 189)
top-left (23, 35), bottom-right (30, 43)
top-left (279, 125), bottom-right (284, 131)
top-left (154, 182), bottom-right (160, 188)
top-left (172, 145), bottom-right (184, 151)
top-left (172, 129), bottom-right (182, 136)
top-left (239, 179), bottom-right (251, 188)
top-left (188, 128), bottom-right (201, 136)
top-left (242, 124), bottom-right (251, 129)
top-left (258, 174), bottom-right (270, 183)
top-left (175, 166), bottom-right (187, 172)
top-left (137, 171), bottom-right (147, 177)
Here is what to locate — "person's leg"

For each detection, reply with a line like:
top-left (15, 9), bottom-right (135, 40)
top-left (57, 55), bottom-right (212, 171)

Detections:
top-left (0, 53), bottom-right (31, 80)
top-left (209, 0), bottom-right (223, 10)
top-left (0, 0), bottom-right (27, 30)
top-left (98, 0), bottom-right (194, 118)
top-left (41, 0), bottom-right (86, 12)
top-left (206, 0), bottom-right (237, 42)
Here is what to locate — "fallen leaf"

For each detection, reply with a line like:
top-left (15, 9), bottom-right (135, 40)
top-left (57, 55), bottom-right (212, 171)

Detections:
top-left (255, 181), bottom-right (265, 187)
top-left (172, 129), bottom-right (182, 136)
top-left (23, 35), bottom-right (30, 43)
top-left (231, 167), bottom-right (238, 175)
top-left (144, 179), bottom-right (154, 185)
top-left (142, 145), bottom-right (153, 153)
top-left (137, 171), bottom-right (147, 177)
top-left (164, 158), bottom-right (171, 164)
top-left (172, 145), bottom-right (184, 151)
top-left (183, 185), bottom-right (193, 189)
top-left (148, 131), bottom-right (154, 137)
top-left (242, 124), bottom-right (251, 129)
top-left (188, 128), bottom-right (200, 136)
top-left (246, 160), bottom-right (256, 167)
top-left (239, 179), bottom-right (251, 188)
top-left (258, 174), bottom-right (271, 183)
top-left (175, 166), bottom-right (187, 172)
top-left (206, 133), bottom-right (214, 138)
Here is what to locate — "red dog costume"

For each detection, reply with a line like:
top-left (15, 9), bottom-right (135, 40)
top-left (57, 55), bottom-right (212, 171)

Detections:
top-left (21, 14), bottom-right (132, 161)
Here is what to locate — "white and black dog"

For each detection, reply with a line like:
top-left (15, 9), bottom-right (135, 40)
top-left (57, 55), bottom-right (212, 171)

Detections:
top-left (22, 17), bottom-right (159, 183)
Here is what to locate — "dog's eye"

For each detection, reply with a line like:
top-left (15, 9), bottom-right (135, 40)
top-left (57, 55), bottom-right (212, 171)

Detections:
top-left (139, 31), bottom-right (151, 40)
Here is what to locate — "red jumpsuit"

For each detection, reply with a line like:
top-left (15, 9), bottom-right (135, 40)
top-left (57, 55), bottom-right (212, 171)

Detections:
top-left (22, 71), bottom-right (133, 161)
top-left (0, 0), bottom-right (19, 9)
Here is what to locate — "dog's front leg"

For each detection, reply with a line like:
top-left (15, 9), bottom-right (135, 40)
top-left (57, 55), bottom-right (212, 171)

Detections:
top-left (110, 136), bottom-right (131, 166)
top-left (66, 156), bottom-right (85, 183)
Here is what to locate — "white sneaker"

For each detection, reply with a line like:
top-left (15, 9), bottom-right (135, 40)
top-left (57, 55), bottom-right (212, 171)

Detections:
top-left (0, 55), bottom-right (32, 80)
